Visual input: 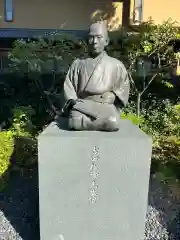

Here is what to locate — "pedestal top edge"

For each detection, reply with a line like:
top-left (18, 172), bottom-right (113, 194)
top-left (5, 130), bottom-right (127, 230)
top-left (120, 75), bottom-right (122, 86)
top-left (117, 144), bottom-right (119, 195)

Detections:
top-left (38, 119), bottom-right (152, 141)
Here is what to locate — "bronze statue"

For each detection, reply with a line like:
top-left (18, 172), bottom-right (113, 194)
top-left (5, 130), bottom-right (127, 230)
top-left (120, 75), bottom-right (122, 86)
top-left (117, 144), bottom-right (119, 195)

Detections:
top-left (60, 22), bottom-right (130, 131)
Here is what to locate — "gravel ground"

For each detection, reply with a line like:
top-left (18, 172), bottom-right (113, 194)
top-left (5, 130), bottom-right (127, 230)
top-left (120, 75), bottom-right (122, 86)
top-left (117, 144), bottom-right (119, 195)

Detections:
top-left (0, 167), bottom-right (39, 240)
top-left (145, 174), bottom-right (180, 240)
top-left (0, 168), bottom-right (180, 240)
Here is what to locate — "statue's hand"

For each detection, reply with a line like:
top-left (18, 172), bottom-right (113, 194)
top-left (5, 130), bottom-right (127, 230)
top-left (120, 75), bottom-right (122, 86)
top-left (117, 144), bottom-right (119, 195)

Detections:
top-left (101, 91), bottom-right (116, 104)
top-left (62, 99), bottom-right (77, 116)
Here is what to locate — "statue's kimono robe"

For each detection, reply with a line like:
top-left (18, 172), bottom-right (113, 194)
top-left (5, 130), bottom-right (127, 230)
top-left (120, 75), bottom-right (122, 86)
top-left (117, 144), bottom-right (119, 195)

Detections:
top-left (61, 51), bottom-right (130, 120)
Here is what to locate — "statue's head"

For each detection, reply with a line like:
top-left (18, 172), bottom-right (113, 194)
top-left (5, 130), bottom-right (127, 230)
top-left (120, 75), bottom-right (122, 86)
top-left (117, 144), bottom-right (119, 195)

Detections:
top-left (88, 21), bottom-right (109, 56)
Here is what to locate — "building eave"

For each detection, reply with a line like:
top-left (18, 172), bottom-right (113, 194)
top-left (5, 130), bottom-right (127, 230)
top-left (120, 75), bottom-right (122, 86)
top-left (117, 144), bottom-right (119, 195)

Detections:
top-left (0, 28), bottom-right (88, 39)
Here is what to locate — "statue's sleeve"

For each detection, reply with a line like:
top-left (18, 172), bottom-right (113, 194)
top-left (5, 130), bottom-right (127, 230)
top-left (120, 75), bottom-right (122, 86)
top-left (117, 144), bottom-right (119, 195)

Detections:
top-left (112, 62), bottom-right (130, 107)
top-left (61, 59), bottom-right (79, 108)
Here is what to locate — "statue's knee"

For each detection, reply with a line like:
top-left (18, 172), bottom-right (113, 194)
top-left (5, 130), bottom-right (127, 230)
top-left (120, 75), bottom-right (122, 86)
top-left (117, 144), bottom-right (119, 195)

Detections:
top-left (107, 116), bottom-right (119, 131)
top-left (68, 117), bottom-right (82, 130)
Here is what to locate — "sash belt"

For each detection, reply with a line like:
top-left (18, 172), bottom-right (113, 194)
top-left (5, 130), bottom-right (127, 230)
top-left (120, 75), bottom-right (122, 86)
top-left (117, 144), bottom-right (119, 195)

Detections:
top-left (80, 93), bottom-right (114, 104)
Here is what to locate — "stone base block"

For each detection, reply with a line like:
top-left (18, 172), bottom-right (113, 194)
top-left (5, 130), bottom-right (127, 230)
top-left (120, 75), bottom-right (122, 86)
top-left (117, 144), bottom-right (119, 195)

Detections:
top-left (38, 119), bottom-right (152, 240)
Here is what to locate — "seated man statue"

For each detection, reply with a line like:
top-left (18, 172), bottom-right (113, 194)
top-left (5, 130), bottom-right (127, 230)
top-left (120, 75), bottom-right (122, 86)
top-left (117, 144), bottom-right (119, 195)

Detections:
top-left (60, 21), bottom-right (130, 131)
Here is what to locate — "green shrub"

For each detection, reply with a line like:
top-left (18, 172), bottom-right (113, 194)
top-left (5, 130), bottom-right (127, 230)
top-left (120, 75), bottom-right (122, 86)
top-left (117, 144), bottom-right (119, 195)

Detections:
top-left (142, 100), bottom-right (180, 178)
top-left (142, 100), bottom-right (180, 137)
top-left (152, 135), bottom-right (180, 179)
top-left (12, 136), bottom-right (37, 168)
top-left (120, 111), bottom-right (145, 126)
top-left (8, 106), bottom-right (38, 169)
top-left (4, 21), bottom-right (180, 180)
top-left (153, 135), bottom-right (180, 161)
top-left (0, 105), bottom-right (38, 190)
top-left (10, 105), bottom-right (36, 136)
top-left (123, 98), bottom-right (180, 178)
top-left (6, 33), bottom-right (88, 127)
top-left (6, 20), bottom-right (179, 130)
top-left (9, 33), bottom-right (88, 76)
top-left (0, 131), bottom-right (14, 190)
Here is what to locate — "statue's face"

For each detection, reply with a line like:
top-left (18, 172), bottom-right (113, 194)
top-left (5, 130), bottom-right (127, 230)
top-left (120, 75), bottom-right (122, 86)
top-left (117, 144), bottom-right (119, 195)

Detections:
top-left (88, 23), bottom-right (109, 56)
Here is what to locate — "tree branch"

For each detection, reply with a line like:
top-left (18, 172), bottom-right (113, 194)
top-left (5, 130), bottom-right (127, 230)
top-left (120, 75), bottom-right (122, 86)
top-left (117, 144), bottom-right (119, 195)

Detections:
top-left (128, 72), bottom-right (138, 94)
top-left (140, 61), bottom-right (171, 96)
top-left (44, 91), bottom-right (61, 98)
top-left (141, 72), bottom-right (158, 95)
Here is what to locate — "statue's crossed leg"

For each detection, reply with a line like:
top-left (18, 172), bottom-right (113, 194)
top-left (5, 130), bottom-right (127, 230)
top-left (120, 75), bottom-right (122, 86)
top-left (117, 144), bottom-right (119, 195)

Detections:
top-left (68, 109), bottom-right (119, 131)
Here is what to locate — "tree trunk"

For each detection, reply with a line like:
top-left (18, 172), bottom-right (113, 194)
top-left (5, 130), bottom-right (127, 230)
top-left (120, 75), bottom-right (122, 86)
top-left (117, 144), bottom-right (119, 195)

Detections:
top-left (136, 93), bottom-right (141, 123)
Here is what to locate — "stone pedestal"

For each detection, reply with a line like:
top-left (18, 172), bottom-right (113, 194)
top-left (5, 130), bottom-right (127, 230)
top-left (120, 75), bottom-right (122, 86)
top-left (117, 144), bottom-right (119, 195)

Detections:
top-left (38, 119), bottom-right (152, 240)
